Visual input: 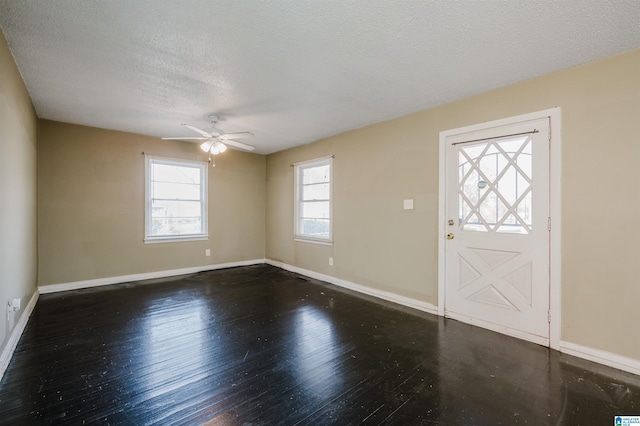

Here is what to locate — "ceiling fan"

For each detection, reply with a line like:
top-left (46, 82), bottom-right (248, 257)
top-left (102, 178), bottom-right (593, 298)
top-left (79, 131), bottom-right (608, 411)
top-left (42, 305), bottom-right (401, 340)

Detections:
top-left (162, 115), bottom-right (255, 154)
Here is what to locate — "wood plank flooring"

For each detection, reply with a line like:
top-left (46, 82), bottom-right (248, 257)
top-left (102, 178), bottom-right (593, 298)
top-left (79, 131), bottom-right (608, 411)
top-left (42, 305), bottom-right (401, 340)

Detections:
top-left (1, 264), bottom-right (640, 424)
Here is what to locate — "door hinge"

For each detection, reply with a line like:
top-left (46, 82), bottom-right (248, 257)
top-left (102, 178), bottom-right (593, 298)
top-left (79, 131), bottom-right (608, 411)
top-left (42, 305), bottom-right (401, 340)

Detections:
top-left (548, 310), bottom-right (551, 323)
top-left (548, 217), bottom-right (551, 232)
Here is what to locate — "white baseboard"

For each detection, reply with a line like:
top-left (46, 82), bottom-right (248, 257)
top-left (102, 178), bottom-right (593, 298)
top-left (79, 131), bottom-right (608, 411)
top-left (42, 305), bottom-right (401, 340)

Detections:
top-left (560, 341), bottom-right (640, 376)
top-left (265, 259), bottom-right (438, 315)
top-left (38, 258), bottom-right (266, 294)
top-left (12, 260), bottom-right (640, 381)
top-left (265, 260), bottom-right (640, 377)
top-left (0, 289), bottom-right (39, 381)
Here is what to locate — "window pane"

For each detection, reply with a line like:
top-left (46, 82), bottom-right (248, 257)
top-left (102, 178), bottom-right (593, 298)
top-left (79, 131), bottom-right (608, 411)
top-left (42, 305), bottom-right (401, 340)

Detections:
top-left (152, 217), bottom-right (202, 236)
top-left (152, 199), bottom-right (202, 219)
top-left (497, 166), bottom-right (518, 205)
top-left (152, 182), bottom-right (201, 200)
top-left (478, 189), bottom-right (498, 226)
top-left (499, 136), bottom-right (529, 158)
top-left (460, 144), bottom-right (485, 162)
top-left (517, 152), bottom-right (532, 180)
top-left (146, 157), bottom-right (206, 240)
top-left (303, 165), bottom-right (330, 184)
top-left (301, 201), bottom-right (330, 219)
top-left (459, 136), bottom-right (533, 234)
top-left (296, 158), bottom-right (331, 241)
top-left (153, 163), bottom-right (201, 184)
top-left (150, 199), bottom-right (203, 236)
top-left (300, 218), bottom-right (330, 239)
top-left (302, 183), bottom-right (329, 201)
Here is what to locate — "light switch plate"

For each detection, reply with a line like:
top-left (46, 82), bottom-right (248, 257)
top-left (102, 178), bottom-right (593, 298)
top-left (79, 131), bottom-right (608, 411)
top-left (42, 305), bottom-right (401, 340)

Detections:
top-left (403, 199), bottom-right (414, 210)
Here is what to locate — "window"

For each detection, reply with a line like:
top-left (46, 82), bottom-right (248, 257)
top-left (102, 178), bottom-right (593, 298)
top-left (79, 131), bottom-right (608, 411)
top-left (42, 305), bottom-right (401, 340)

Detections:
top-left (295, 157), bottom-right (332, 244)
top-left (145, 155), bottom-right (208, 243)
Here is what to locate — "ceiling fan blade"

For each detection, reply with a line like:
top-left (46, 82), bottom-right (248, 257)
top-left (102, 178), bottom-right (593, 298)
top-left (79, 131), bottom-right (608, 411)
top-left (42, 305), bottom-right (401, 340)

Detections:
top-left (182, 124), bottom-right (212, 138)
top-left (219, 132), bottom-right (254, 140)
top-left (162, 137), bottom-right (208, 140)
top-left (222, 139), bottom-right (256, 151)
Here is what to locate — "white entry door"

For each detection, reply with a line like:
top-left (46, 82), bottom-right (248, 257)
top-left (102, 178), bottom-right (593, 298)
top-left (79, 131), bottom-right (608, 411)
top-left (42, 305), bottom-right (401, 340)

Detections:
top-left (444, 117), bottom-right (550, 345)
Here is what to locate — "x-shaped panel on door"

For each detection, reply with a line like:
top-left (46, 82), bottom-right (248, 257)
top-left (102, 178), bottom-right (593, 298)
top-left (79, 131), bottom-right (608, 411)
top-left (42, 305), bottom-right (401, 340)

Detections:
top-left (457, 247), bottom-right (534, 312)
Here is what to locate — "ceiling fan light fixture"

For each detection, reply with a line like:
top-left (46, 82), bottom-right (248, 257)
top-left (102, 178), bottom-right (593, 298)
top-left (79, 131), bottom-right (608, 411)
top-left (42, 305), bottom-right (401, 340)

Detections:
top-left (209, 141), bottom-right (227, 155)
top-left (200, 140), bottom-right (214, 152)
top-left (164, 117), bottom-right (255, 153)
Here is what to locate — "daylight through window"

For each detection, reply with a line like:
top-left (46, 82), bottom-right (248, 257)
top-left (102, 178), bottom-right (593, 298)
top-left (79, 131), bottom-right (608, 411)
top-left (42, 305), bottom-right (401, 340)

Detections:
top-left (145, 156), bottom-right (208, 242)
top-left (295, 157), bottom-right (332, 243)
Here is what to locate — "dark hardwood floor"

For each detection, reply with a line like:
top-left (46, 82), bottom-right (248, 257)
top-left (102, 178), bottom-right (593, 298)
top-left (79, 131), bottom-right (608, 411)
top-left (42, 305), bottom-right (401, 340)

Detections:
top-left (1, 264), bottom-right (639, 425)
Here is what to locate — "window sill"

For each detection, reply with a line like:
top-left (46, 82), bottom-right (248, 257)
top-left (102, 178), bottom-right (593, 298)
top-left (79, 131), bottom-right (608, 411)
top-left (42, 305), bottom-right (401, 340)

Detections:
top-left (144, 235), bottom-right (209, 244)
top-left (294, 237), bottom-right (333, 246)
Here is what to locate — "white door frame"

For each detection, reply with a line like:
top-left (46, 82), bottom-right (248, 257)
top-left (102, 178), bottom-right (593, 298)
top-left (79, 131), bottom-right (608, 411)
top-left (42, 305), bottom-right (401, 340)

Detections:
top-left (438, 108), bottom-right (561, 350)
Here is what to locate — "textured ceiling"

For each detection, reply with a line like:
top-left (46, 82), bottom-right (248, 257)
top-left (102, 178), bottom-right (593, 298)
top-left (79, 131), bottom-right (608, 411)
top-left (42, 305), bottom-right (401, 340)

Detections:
top-left (0, 1), bottom-right (639, 154)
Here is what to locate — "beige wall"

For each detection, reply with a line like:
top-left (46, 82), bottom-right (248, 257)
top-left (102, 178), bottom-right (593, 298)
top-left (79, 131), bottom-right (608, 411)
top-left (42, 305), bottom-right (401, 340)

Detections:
top-left (0, 30), bottom-right (38, 355)
top-left (38, 120), bottom-right (266, 285)
top-left (6, 26), bottom-right (639, 366)
top-left (266, 48), bottom-right (640, 360)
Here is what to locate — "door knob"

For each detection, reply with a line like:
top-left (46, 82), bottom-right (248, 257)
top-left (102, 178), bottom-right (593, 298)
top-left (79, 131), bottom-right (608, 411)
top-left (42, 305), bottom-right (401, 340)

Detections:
top-left (447, 233), bottom-right (455, 240)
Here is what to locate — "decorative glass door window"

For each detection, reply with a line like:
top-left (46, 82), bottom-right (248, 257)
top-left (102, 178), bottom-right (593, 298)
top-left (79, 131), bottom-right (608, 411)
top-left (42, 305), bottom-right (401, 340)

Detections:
top-left (458, 135), bottom-right (533, 234)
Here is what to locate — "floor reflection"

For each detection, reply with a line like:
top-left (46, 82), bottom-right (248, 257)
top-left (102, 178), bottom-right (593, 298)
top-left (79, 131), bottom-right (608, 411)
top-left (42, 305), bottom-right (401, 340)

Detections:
top-left (292, 306), bottom-right (342, 398)
top-left (139, 296), bottom-right (212, 402)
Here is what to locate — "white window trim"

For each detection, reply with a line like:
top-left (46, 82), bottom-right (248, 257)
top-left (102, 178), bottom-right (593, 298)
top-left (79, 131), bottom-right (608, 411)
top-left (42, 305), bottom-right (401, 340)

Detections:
top-left (294, 157), bottom-right (333, 245)
top-left (144, 155), bottom-right (208, 244)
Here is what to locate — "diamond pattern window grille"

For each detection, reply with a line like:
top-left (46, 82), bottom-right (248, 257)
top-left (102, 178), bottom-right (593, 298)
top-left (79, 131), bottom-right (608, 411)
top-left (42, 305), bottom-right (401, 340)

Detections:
top-left (458, 136), bottom-right (533, 234)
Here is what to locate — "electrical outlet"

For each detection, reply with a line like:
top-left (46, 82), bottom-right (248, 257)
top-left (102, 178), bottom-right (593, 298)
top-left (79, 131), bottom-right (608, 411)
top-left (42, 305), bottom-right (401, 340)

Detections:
top-left (11, 298), bottom-right (20, 311)
top-left (329, 257), bottom-right (334, 266)
top-left (6, 298), bottom-right (19, 321)
top-left (205, 249), bottom-right (211, 257)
